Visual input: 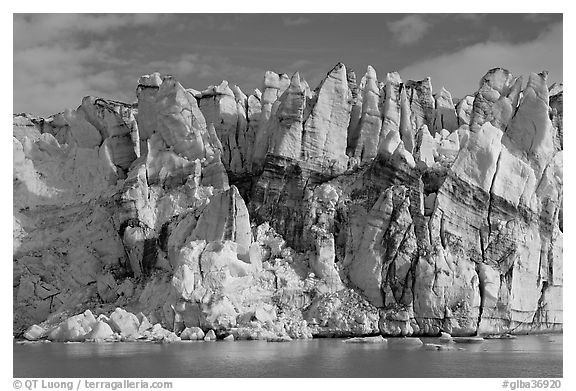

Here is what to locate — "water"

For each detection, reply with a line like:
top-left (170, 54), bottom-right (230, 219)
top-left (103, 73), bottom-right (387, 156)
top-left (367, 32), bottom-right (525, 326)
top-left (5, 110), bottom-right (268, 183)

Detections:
top-left (13, 334), bottom-right (562, 378)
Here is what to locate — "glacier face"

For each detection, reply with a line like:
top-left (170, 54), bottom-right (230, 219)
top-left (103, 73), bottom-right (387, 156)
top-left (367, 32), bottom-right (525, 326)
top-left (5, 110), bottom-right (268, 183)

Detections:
top-left (13, 65), bottom-right (562, 341)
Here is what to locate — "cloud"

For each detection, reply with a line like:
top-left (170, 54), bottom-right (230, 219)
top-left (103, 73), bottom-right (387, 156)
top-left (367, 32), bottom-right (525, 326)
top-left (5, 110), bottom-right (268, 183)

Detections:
top-left (14, 14), bottom-right (166, 49)
top-left (455, 14), bottom-right (487, 23)
top-left (130, 52), bottom-right (267, 94)
top-left (173, 14), bottom-right (249, 32)
top-left (282, 15), bottom-right (311, 27)
top-left (523, 14), bottom-right (559, 23)
top-left (147, 54), bottom-right (203, 77)
top-left (387, 15), bottom-right (431, 45)
top-left (13, 14), bottom-right (168, 115)
top-left (286, 59), bottom-right (314, 70)
top-left (13, 41), bottom-right (127, 115)
top-left (397, 22), bottom-right (562, 99)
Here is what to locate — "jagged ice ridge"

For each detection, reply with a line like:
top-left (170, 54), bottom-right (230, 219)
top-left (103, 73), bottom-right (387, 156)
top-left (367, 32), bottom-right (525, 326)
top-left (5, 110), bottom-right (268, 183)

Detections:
top-left (13, 64), bottom-right (563, 342)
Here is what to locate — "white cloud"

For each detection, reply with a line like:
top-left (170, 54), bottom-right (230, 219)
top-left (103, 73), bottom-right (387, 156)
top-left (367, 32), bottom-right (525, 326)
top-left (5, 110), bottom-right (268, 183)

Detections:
top-left (14, 14), bottom-right (165, 49)
top-left (397, 22), bottom-right (563, 98)
top-left (13, 14), bottom-right (167, 115)
top-left (286, 59), bottom-right (314, 70)
top-left (13, 14), bottom-right (265, 114)
top-left (147, 54), bottom-right (203, 78)
top-left (523, 14), bottom-right (558, 23)
top-left (13, 42), bottom-right (125, 115)
top-left (282, 16), bottom-right (311, 27)
top-left (127, 52), bottom-right (266, 94)
top-left (387, 15), bottom-right (430, 45)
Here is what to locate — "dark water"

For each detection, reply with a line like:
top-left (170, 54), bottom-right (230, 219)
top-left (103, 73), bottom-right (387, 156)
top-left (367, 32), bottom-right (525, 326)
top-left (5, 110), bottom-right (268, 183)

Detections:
top-left (13, 334), bottom-right (562, 378)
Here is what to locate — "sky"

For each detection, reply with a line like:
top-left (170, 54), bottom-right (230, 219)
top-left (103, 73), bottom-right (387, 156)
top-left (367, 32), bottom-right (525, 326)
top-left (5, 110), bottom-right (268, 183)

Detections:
top-left (13, 13), bottom-right (563, 116)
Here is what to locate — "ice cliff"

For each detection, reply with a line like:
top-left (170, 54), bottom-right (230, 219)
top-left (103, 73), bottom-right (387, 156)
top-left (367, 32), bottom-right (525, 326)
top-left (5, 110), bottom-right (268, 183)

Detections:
top-left (13, 65), bottom-right (562, 341)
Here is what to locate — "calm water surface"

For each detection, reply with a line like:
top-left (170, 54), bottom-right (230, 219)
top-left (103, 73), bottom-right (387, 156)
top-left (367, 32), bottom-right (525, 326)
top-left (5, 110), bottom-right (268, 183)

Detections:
top-left (14, 334), bottom-right (562, 378)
